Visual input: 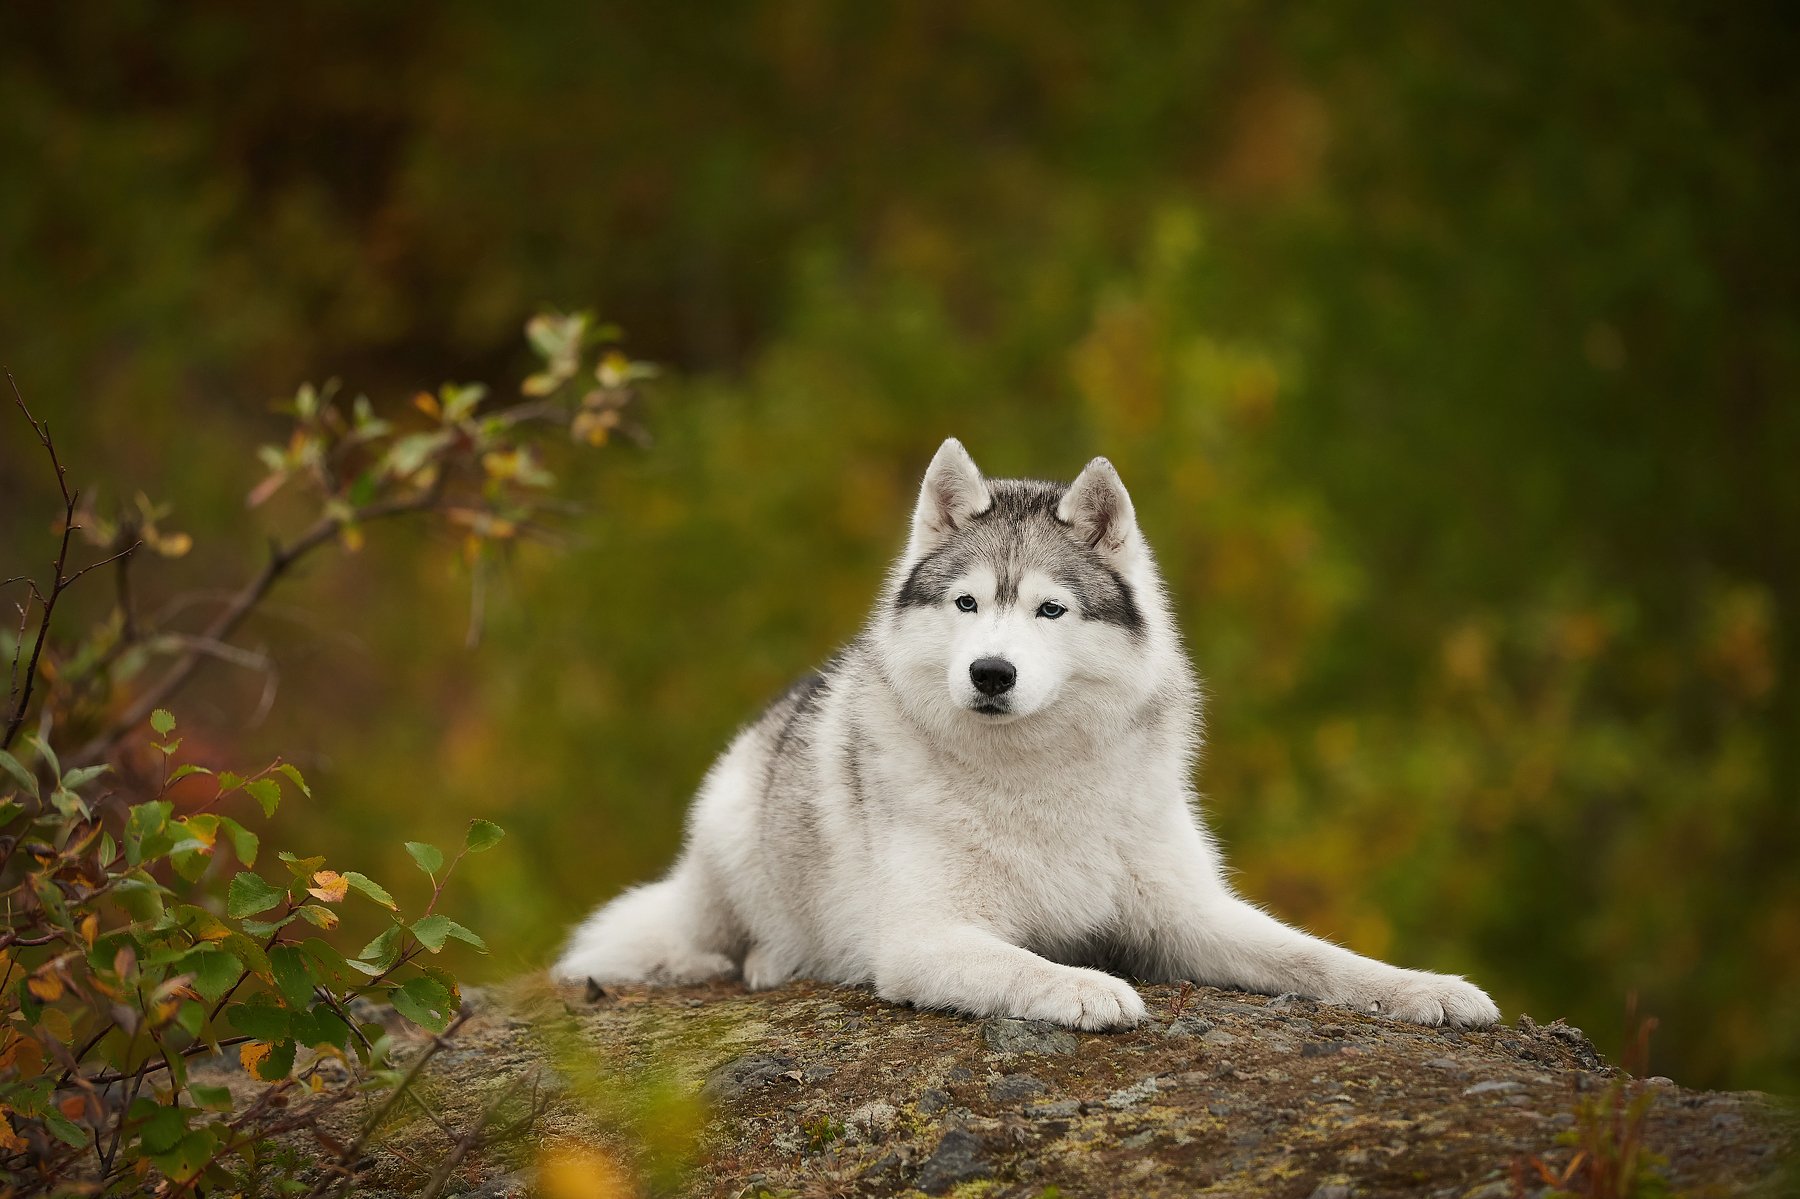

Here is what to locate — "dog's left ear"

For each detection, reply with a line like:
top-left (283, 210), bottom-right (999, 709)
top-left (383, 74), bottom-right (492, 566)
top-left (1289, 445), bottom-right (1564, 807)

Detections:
top-left (1058, 457), bottom-right (1139, 560)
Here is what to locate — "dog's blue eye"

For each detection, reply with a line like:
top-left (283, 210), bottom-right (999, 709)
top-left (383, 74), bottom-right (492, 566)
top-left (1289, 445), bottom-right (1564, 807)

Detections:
top-left (955, 594), bottom-right (978, 613)
top-left (1037, 601), bottom-right (1067, 619)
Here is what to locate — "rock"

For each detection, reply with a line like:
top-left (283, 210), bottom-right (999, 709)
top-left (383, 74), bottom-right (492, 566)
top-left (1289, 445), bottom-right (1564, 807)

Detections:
top-left (1308, 1184), bottom-right (1353, 1199)
top-left (702, 1052), bottom-right (799, 1101)
top-left (1463, 1080), bottom-right (1526, 1097)
top-left (1103, 1077), bottom-right (1161, 1109)
top-left (915, 1129), bottom-right (988, 1193)
top-left (981, 1018), bottom-right (1078, 1056)
top-left (297, 977), bottom-right (1793, 1199)
top-left (1268, 992), bottom-right (1317, 1011)
top-left (988, 1073), bottom-right (1048, 1103)
top-left (847, 1101), bottom-right (899, 1138)
top-left (465, 1170), bottom-right (530, 1198)
top-left (1024, 1098), bottom-right (1082, 1119)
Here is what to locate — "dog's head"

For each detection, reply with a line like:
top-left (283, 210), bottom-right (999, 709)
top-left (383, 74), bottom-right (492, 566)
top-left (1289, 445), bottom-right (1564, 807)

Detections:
top-left (874, 439), bottom-right (1172, 733)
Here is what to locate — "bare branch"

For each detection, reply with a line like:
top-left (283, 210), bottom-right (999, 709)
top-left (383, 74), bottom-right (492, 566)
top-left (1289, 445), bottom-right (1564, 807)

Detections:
top-left (5, 371), bottom-right (81, 751)
top-left (61, 539), bottom-right (141, 589)
top-left (304, 1010), bottom-right (473, 1199)
top-left (67, 489), bottom-right (440, 767)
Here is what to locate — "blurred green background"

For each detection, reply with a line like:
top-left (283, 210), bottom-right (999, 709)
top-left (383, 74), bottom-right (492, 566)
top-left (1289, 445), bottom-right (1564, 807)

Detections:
top-left (3, 3), bottom-right (1796, 1092)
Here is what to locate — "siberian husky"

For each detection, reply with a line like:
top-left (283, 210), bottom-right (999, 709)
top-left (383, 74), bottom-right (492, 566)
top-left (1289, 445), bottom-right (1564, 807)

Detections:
top-left (553, 440), bottom-right (1499, 1030)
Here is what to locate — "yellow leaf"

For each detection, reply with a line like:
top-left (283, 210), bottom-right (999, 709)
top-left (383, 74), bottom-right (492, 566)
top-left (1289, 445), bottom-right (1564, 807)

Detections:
top-left (27, 973), bottom-right (63, 1002)
top-left (538, 1143), bottom-right (633, 1199)
top-left (0, 1112), bottom-right (26, 1154)
top-left (38, 1006), bottom-right (74, 1045)
top-left (413, 392), bottom-right (441, 418)
top-left (80, 914), bottom-right (99, 948)
top-left (240, 1042), bottom-right (272, 1075)
top-left (307, 870), bottom-right (350, 904)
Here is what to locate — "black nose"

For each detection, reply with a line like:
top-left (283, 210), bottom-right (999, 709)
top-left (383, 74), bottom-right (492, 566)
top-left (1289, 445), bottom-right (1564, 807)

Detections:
top-left (969, 657), bottom-right (1016, 697)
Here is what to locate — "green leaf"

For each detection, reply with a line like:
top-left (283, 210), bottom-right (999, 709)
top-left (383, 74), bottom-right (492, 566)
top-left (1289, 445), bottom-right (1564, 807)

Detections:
top-left (166, 763), bottom-right (213, 785)
top-left (357, 925), bottom-right (402, 972)
top-left (389, 976), bottom-right (456, 1033)
top-left (223, 932), bottom-right (271, 980)
top-left (41, 1106), bottom-right (87, 1148)
top-left (410, 914), bottom-right (486, 954)
top-left (244, 778), bottom-right (281, 817)
top-left (61, 763), bottom-right (111, 790)
top-left (137, 1102), bottom-right (188, 1155)
top-left (290, 1003), bottom-right (351, 1051)
top-left (188, 1083), bottom-right (234, 1112)
top-left (342, 870), bottom-right (397, 909)
top-left (49, 786), bottom-right (90, 820)
top-left (238, 913), bottom-right (299, 937)
top-left (226, 871), bottom-right (285, 919)
top-left (0, 799), bottom-right (24, 828)
top-left (277, 851), bottom-right (326, 878)
top-left (154, 1128), bottom-right (219, 1184)
top-left (175, 999), bottom-right (207, 1040)
top-left (24, 735), bottom-right (59, 782)
top-left (441, 918), bottom-right (488, 953)
top-left (464, 819), bottom-right (505, 854)
top-left (268, 945), bottom-right (315, 1008)
top-left (226, 1001), bottom-right (289, 1042)
top-left (299, 938), bottom-right (358, 987)
top-left (218, 816), bottom-right (259, 866)
top-left (124, 800), bottom-right (173, 866)
top-left (114, 874), bottom-right (167, 923)
top-left (186, 949), bottom-right (243, 1005)
top-left (252, 1039), bottom-right (296, 1082)
top-left (405, 841), bottom-right (443, 875)
top-left (293, 905), bottom-right (339, 929)
top-left (410, 914), bottom-right (452, 952)
top-left (150, 709), bottom-right (176, 736)
top-left (0, 750), bottom-right (39, 800)
top-left (274, 762), bottom-right (312, 798)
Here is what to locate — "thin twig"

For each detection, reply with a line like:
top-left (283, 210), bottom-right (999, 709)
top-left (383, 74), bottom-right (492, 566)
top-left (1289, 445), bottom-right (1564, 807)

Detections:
top-left (304, 1010), bottom-right (472, 1199)
top-left (68, 489), bottom-right (440, 767)
top-left (4, 372), bottom-right (79, 751)
top-left (415, 1068), bottom-right (533, 1199)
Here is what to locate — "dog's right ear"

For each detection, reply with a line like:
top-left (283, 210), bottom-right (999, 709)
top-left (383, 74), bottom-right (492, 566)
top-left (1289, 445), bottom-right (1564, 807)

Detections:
top-left (907, 437), bottom-right (991, 558)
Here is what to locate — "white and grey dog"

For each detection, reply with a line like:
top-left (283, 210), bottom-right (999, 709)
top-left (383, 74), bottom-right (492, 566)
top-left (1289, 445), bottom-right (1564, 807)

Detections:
top-left (553, 439), bottom-right (1499, 1031)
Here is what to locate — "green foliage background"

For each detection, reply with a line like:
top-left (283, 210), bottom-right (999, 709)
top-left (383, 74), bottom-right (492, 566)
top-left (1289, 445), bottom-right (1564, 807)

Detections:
top-left (3, 3), bottom-right (1795, 1092)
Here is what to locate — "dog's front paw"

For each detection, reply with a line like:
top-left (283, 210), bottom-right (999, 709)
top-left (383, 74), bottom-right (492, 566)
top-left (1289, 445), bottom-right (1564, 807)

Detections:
top-left (1013, 967), bottom-right (1148, 1031)
top-left (1353, 968), bottom-right (1499, 1028)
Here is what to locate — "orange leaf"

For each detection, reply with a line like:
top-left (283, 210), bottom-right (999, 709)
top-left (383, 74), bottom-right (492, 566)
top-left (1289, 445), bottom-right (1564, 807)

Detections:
top-left (240, 1042), bottom-right (272, 1075)
top-left (307, 870), bottom-right (350, 904)
top-left (27, 973), bottom-right (63, 1002)
top-left (58, 1095), bottom-right (85, 1121)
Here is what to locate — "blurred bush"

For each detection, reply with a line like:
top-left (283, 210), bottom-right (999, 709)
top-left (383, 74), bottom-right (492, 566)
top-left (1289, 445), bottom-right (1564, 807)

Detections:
top-left (1, 2), bottom-right (1795, 1091)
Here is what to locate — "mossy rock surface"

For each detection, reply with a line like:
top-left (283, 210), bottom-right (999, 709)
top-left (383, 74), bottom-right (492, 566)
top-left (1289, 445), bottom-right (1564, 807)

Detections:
top-left (285, 978), bottom-right (1796, 1197)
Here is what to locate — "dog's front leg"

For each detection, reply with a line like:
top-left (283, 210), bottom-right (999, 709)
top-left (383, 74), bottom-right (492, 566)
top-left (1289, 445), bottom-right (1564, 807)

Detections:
top-left (1128, 828), bottom-right (1499, 1027)
top-left (873, 920), bottom-right (1146, 1031)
